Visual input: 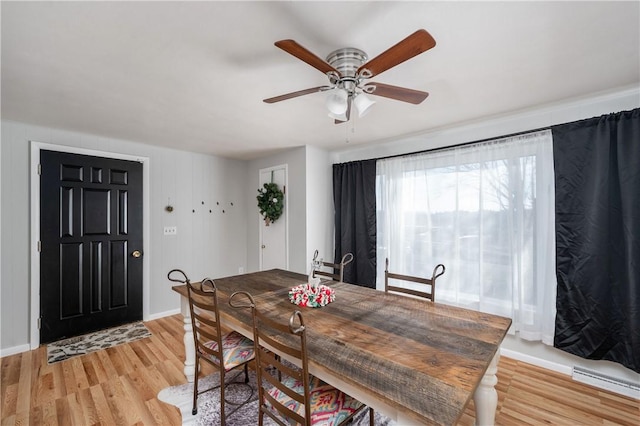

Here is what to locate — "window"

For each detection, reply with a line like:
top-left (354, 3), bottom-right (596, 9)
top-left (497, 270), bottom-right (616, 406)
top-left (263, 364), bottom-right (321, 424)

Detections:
top-left (377, 130), bottom-right (556, 344)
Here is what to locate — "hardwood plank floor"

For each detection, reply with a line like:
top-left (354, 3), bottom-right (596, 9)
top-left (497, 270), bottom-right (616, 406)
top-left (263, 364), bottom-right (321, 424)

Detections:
top-left (1, 314), bottom-right (638, 425)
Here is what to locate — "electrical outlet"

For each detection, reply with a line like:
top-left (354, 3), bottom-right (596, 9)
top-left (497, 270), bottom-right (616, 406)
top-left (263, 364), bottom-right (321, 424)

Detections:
top-left (163, 226), bottom-right (177, 235)
top-left (239, 266), bottom-right (245, 274)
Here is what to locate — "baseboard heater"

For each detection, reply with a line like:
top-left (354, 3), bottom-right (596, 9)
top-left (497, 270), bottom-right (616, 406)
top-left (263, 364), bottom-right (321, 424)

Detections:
top-left (572, 366), bottom-right (640, 399)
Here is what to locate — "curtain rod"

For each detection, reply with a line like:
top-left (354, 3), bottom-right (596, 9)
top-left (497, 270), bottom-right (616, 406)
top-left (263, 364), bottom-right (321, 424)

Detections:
top-left (337, 108), bottom-right (637, 165)
top-left (372, 107), bottom-right (638, 162)
top-left (374, 124), bottom-right (553, 162)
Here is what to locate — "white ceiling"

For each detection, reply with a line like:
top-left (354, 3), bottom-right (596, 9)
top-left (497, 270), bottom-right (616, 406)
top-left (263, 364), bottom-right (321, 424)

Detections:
top-left (2, 1), bottom-right (639, 160)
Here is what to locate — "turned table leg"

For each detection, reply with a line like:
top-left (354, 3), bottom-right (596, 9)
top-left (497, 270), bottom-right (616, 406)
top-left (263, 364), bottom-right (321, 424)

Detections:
top-left (180, 295), bottom-right (195, 382)
top-left (473, 350), bottom-right (499, 426)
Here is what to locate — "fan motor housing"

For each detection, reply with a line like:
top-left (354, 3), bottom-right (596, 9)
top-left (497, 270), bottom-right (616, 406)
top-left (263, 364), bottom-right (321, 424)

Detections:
top-left (325, 48), bottom-right (367, 77)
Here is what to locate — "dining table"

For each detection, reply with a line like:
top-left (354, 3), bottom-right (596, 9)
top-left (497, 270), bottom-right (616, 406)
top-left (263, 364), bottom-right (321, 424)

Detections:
top-left (171, 268), bottom-right (512, 425)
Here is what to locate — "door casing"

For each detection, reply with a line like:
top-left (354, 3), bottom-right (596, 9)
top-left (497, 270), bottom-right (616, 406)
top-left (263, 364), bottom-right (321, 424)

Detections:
top-left (30, 141), bottom-right (151, 348)
top-left (258, 164), bottom-right (288, 271)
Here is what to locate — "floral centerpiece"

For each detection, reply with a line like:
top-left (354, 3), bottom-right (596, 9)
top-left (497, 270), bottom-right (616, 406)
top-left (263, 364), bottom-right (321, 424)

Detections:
top-left (289, 283), bottom-right (336, 308)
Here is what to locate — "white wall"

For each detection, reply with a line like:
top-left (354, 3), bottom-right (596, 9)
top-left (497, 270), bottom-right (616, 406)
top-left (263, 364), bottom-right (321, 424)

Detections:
top-left (246, 147), bottom-right (308, 274)
top-left (244, 145), bottom-right (333, 277)
top-left (329, 86), bottom-right (640, 385)
top-left (0, 120), bottom-right (248, 355)
top-left (304, 145), bottom-right (333, 270)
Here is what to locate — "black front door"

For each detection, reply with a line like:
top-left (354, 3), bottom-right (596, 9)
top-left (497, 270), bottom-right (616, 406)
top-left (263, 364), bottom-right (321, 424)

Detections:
top-left (40, 150), bottom-right (143, 344)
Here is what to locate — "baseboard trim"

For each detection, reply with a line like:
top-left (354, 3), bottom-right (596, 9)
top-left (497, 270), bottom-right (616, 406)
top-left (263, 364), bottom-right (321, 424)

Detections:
top-left (146, 308), bottom-right (180, 321)
top-left (0, 344), bottom-right (32, 358)
top-left (501, 347), bottom-right (640, 399)
top-left (2, 311), bottom-right (181, 358)
top-left (500, 347), bottom-right (573, 376)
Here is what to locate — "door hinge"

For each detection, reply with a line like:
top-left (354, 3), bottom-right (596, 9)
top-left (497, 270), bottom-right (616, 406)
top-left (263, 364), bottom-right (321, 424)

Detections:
top-left (283, 185), bottom-right (286, 195)
top-left (38, 163), bottom-right (41, 175)
top-left (37, 241), bottom-right (41, 252)
top-left (37, 318), bottom-right (41, 330)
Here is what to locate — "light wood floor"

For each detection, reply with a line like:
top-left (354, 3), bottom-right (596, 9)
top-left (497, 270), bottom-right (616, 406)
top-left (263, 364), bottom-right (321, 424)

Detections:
top-left (1, 314), bottom-right (638, 425)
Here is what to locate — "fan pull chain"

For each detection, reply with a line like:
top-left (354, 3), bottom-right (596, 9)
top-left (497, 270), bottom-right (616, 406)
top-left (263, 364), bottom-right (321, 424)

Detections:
top-left (345, 115), bottom-right (357, 144)
top-left (345, 119), bottom-right (350, 144)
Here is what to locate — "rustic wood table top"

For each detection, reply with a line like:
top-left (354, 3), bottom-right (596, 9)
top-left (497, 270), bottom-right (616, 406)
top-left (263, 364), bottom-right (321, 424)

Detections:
top-left (172, 268), bottom-right (512, 425)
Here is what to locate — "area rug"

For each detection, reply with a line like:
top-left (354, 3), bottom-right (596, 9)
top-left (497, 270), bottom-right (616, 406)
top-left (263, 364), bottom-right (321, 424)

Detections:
top-left (157, 369), bottom-right (394, 425)
top-left (47, 321), bottom-right (151, 364)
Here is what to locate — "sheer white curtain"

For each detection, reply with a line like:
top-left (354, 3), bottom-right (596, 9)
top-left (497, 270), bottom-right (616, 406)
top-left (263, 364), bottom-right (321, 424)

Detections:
top-left (377, 130), bottom-right (556, 344)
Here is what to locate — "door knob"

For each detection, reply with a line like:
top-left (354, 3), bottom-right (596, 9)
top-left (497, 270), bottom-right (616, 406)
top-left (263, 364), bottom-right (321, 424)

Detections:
top-left (261, 245), bottom-right (266, 249)
top-left (131, 250), bottom-right (142, 258)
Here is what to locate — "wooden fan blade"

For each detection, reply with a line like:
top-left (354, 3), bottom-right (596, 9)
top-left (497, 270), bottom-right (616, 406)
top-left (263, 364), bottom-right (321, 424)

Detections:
top-left (365, 82), bottom-right (429, 104)
top-left (275, 40), bottom-right (340, 75)
top-left (263, 86), bottom-right (330, 104)
top-left (334, 97), bottom-right (352, 124)
top-left (357, 29), bottom-right (436, 78)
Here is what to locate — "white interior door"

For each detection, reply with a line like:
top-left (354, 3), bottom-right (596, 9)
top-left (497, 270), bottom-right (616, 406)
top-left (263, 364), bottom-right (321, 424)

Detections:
top-left (259, 166), bottom-right (287, 270)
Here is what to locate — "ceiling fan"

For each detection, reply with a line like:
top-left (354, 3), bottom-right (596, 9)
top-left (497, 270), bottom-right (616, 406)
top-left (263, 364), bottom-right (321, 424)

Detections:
top-left (263, 29), bottom-right (436, 123)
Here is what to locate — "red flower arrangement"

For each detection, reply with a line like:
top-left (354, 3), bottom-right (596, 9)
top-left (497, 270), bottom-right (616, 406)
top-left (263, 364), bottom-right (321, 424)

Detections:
top-left (288, 283), bottom-right (335, 308)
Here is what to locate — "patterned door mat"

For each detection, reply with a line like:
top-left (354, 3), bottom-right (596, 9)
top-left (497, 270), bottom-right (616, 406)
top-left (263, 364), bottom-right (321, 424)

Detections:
top-left (47, 321), bottom-right (151, 364)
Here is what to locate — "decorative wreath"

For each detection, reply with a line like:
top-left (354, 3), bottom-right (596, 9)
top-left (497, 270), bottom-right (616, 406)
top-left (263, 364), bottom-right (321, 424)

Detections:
top-left (289, 283), bottom-right (336, 308)
top-left (257, 182), bottom-right (284, 226)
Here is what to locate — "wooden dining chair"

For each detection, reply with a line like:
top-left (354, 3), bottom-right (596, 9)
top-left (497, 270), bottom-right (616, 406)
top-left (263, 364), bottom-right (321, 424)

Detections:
top-left (311, 250), bottom-right (354, 282)
top-left (229, 291), bottom-right (374, 426)
top-left (167, 269), bottom-right (255, 424)
top-left (384, 258), bottom-right (446, 302)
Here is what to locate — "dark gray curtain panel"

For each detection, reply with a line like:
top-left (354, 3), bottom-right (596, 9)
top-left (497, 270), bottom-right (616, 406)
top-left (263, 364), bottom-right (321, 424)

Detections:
top-left (333, 160), bottom-right (377, 288)
top-left (552, 108), bottom-right (640, 373)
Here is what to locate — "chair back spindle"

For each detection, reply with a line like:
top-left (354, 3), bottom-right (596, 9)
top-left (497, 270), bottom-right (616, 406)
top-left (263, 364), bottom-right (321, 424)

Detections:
top-left (169, 269), bottom-right (255, 423)
top-left (312, 250), bottom-right (354, 282)
top-left (384, 258), bottom-right (445, 302)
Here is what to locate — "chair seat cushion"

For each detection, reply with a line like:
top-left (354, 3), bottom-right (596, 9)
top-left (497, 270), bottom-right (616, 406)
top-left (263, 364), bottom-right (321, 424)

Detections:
top-left (203, 331), bottom-right (255, 370)
top-left (267, 375), bottom-right (364, 425)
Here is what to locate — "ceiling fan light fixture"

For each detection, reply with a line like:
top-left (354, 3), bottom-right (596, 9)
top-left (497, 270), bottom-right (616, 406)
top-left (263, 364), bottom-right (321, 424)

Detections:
top-left (266, 30), bottom-right (436, 123)
top-left (325, 88), bottom-right (348, 115)
top-left (328, 110), bottom-right (348, 122)
top-left (354, 93), bottom-right (375, 117)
